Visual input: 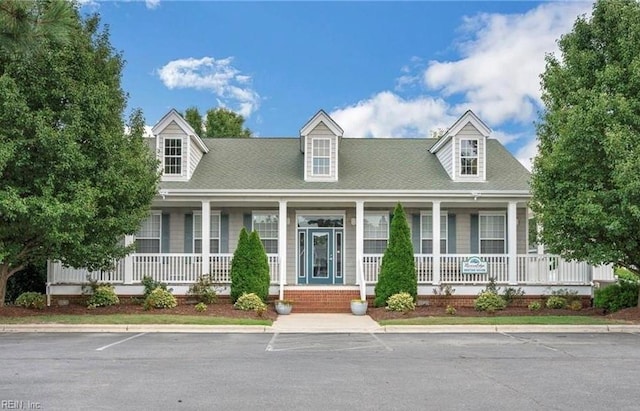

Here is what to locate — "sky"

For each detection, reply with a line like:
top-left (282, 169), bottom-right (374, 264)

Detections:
top-left (80, 0), bottom-right (596, 170)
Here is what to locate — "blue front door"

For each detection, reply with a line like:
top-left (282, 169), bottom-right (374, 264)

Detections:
top-left (307, 229), bottom-right (333, 284)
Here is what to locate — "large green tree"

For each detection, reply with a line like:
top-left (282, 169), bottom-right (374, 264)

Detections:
top-left (183, 107), bottom-right (252, 138)
top-left (531, 0), bottom-right (640, 304)
top-left (0, 0), bottom-right (75, 53)
top-left (374, 203), bottom-right (417, 307)
top-left (0, 3), bottom-right (159, 305)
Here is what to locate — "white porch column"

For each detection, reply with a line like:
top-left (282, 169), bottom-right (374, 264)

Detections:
top-left (201, 200), bottom-right (211, 276)
top-left (123, 235), bottom-right (135, 284)
top-left (432, 201), bottom-right (441, 285)
top-left (508, 201), bottom-right (518, 285)
top-left (355, 200), bottom-right (365, 300)
top-left (278, 200), bottom-right (287, 300)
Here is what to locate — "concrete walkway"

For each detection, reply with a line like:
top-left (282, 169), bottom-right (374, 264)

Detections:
top-left (271, 314), bottom-right (381, 333)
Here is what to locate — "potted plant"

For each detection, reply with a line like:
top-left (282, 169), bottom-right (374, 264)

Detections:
top-left (350, 299), bottom-right (368, 316)
top-left (274, 299), bottom-right (294, 315)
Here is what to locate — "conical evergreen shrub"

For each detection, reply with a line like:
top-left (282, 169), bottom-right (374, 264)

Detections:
top-left (247, 230), bottom-right (271, 303)
top-left (374, 203), bottom-right (417, 307)
top-left (230, 228), bottom-right (250, 303)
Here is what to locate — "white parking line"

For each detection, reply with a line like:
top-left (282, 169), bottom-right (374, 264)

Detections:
top-left (96, 333), bottom-right (146, 351)
top-left (265, 333), bottom-right (278, 351)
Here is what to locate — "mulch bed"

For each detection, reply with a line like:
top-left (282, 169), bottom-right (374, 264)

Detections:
top-left (2, 300), bottom-right (639, 324)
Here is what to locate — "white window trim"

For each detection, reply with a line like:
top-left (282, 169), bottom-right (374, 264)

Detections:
top-left (135, 211), bottom-right (162, 253)
top-left (193, 211), bottom-right (221, 253)
top-left (311, 137), bottom-right (332, 177)
top-left (363, 211), bottom-right (389, 254)
top-left (420, 211), bottom-right (448, 254)
top-left (479, 211), bottom-right (506, 254)
top-left (252, 210), bottom-right (279, 254)
top-left (163, 137), bottom-right (183, 176)
top-left (460, 138), bottom-right (479, 176)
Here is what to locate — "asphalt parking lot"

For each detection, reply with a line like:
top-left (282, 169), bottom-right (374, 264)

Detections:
top-left (1, 332), bottom-right (639, 410)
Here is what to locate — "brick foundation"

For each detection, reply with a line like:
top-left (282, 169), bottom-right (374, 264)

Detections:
top-left (423, 295), bottom-right (592, 308)
top-left (282, 289), bottom-right (361, 313)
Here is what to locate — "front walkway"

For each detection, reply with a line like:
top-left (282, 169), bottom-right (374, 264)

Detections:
top-left (271, 314), bottom-right (381, 333)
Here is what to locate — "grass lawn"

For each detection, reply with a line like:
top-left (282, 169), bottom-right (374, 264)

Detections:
top-left (379, 316), bottom-right (623, 326)
top-left (0, 315), bottom-right (272, 326)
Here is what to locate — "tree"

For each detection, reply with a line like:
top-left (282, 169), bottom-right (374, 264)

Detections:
top-left (230, 228), bottom-right (250, 303)
top-left (230, 228), bottom-right (271, 303)
top-left (205, 107), bottom-right (252, 138)
top-left (0, 5), bottom-right (159, 305)
top-left (184, 106), bottom-right (203, 137)
top-left (0, 0), bottom-right (75, 54)
top-left (374, 203), bottom-right (417, 307)
top-left (247, 230), bottom-right (271, 303)
top-left (531, 0), bottom-right (640, 305)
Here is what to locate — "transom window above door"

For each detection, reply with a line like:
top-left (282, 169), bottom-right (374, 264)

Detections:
top-left (297, 215), bottom-right (344, 228)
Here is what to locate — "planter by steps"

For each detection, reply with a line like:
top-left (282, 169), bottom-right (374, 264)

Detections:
top-left (350, 299), bottom-right (368, 316)
top-left (274, 300), bottom-right (293, 315)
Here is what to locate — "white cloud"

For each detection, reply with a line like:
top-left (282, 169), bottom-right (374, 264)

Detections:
top-left (157, 56), bottom-right (260, 117)
top-left (330, 91), bottom-right (452, 138)
top-left (515, 137), bottom-right (538, 171)
top-left (145, 0), bottom-right (160, 9)
top-left (423, 2), bottom-right (592, 125)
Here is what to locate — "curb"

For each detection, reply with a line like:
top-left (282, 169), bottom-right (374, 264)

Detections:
top-left (2, 323), bottom-right (639, 334)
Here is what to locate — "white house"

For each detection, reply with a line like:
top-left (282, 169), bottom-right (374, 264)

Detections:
top-left (47, 109), bottom-right (614, 311)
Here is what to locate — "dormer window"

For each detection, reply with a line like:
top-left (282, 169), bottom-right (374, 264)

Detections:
top-left (164, 138), bottom-right (182, 175)
top-left (312, 138), bottom-right (331, 176)
top-left (460, 139), bottom-right (478, 176)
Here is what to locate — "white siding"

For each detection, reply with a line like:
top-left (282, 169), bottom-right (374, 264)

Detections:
top-left (305, 122), bottom-right (338, 182)
top-left (169, 210), bottom-right (185, 253)
top-left (188, 141), bottom-right (203, 179)
top-left (158, 121), bottom-right (188, 181)
top-left (435, 140), bottom-right (454, 178)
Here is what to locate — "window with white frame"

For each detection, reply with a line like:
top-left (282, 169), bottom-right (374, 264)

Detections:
top-left (193, 213), bottom-right (220, 254)
top-left (312, 138), bottom-right (331, 176)
top-left (364, 213), bottom-right (389, 253)
top-left (480, 213), bottom-right (506, 254)
top-left (460, 139), bottom-right (478, 176)
top-left (253, 212), bottom-right (278, 253)
top-left (164, 138), bottom-right (182, 175)
top-left (421, 212), bottom-right (448, 254)
top-left (135, 213), bottom-right (161, 253)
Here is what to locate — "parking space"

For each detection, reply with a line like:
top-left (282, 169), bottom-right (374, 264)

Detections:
top-left (1, 332), bottom-right (639, 410)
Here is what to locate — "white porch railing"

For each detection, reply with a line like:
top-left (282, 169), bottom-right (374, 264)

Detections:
top-left (132, 254), bottom-right (201, 283)
top-left (47, 260), bottom-right (126, 284)
top-left (361, 254), bottom-right (601, 285)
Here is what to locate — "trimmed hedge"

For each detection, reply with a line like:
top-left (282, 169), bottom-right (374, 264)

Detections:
top-left (594, 280), bottom-right (639, 312)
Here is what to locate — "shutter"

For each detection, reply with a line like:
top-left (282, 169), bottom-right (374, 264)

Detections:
top-left (411, 214), bottom-right (421, 253)
top-left (448, 214), bottom-right (456, 253)
top-left (243, 213), bottom-right (252, 232)
top-left (470, 214), bottom-right (479, 254)
top-left (220, 213), bottom-right (229, 253)
top-left (184, 213), bottom-right (193, 253)
top-left (161, 213), bottom-right (170, 253)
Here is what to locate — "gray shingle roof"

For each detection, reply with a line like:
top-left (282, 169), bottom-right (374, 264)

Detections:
top-left (159, 138), bottom-right (530, 192)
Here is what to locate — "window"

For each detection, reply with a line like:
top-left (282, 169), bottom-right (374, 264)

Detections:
top-left (480, 214), bottom-right (505, 254)
top-left (460, 139), bottom-right (478, 176)
top-left (193, 213), bottom-right (220, 253)
top-left (312, 138), bottom-right (331, 176)
top-left (135, 213), bottom-right (161, 253)
top-left (253, 212), bottom-right (278, 253)
top-left (164, 138), bottom-right (182, 175)
top-left (364, 213), bottom-right (389, 253)
top-left (421, 212), bottom-right (448, 253)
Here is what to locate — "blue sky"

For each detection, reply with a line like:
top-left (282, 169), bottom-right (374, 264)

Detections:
top-left (80, 1), bottom-right (596, 169)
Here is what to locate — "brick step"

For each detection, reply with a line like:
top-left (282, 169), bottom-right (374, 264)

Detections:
top-left (282, 289), bottom-right (361, 313)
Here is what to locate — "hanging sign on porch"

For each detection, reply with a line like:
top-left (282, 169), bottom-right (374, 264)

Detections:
top-left (462, 256), bottom-right (488, 274)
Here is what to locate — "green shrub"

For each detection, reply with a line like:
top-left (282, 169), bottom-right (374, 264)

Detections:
top-left (374, 203), bottom-right (417, 307)
top-left (87, 285), bottom-right (119, 308)
top-left (5, 264), bottom-right (46, 304)
top-left (144, 287), bottom-right (177, 309)
top-left (594, 280), bottom-right (639, 312)
top-left (545, 295), bottom-right (567, 309)
top-left (474, 291), bottom-right (506, 312)
top-left (502, 287), bottom-right (525, 306)
top-left (445, 305), bottom-right (456, 315)
top-left (615, 267), bottom-right (640, 282)
top-left (188, 275), bottom-right (218, 304)
top-left (15, 292), bottom-right (45, 309)
top-left (234, 292), bottom-right (267, 312)
top-left (194, 302), bottom-right (207, 312)
top-left (550, 288), bottom-right (580, 303)
top-left (141, 276), bottom-right (170, 299)
top-left (569, 300), bottom-right (583, 311)
top-left (386, 292), bottom-right (416, 312)
top-left (528, 301), bottom-right (542, 311)
top-left (230, 229), bottom-right (271, 303)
